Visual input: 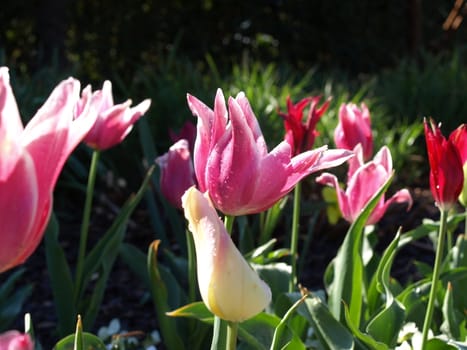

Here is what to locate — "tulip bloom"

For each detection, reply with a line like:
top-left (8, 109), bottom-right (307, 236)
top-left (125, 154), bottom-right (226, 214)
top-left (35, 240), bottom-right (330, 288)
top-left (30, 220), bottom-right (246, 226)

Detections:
top-left (0, 67), bottom-right (97, 273)
top-left (0, 331), bottom-right (33, 350)
top-left (83, 80), bottom-right (151, 150)
top-left (316, 146), bottom-right (412, 225)
top-left (334, 102), bottom-right (373, 160)
top-left (182, 186), bottom-right (271, 322)
top-left (424, 119), bottom-right (464, 210)
top-left (449, 124), bottom-right (467, 206)
top-left (156, 139), bottom-right (197, 208)
top-left (187, 89), bottom-right (353, 216)
top-left (278, 95), bottom-right (330, 155)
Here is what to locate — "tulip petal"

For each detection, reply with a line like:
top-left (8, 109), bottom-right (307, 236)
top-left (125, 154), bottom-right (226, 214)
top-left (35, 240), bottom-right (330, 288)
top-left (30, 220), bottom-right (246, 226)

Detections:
top-left (22, 78), bottom-right (81, 194)
top-left (316, 172), bottom-right (352, 222)
top-left (188, 90), bottom-right (227, 192)
top-left (0, 67), bottom-right (24, 138)
top-left (0, 149), bottom-right (39, 272)
top-left (182, 187), bottom-right (271, 322)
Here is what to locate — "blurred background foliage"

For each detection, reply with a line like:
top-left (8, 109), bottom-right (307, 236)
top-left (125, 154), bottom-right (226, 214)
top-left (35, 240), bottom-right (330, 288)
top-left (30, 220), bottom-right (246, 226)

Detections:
top-left (1, 0), bottom-right (467, 186)
top-left (2, 0), bottom-right (466, 79)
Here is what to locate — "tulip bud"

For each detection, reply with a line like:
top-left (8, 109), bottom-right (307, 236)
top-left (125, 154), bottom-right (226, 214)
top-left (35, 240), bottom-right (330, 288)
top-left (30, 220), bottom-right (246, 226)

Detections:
top-left (424, 119), bottom-right (464, 210)
top-left (334, 103), bottom-right (373, 160)
top-left (182, 187), bottom-right (271, 322)
top-left (156, 139), bottom-right (196, 208)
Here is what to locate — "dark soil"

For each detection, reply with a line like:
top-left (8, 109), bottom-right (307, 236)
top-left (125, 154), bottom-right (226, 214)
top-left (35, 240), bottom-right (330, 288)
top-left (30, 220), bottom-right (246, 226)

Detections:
top-left (1, 178), bottom-right (448, 349)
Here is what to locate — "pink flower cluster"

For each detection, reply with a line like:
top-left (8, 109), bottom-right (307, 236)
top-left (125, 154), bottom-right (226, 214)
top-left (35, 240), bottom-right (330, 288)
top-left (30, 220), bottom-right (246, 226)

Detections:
top-left (0, 67), bottom-right (150, 273)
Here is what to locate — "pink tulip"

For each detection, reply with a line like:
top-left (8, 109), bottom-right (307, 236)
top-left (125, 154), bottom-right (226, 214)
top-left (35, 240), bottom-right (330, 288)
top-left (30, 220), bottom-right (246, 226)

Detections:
top-left (187, 89), bottom-right (353, 216)
top-left (83, 80), bottom-right (151, 150)
top-left (156, 139), bottom-right (197, 208)
top-left (0, 67), bottom-right (97, 273)
top-left (0, 331), bottom-right (34, 350)
top-left (316, 145), bottom-right (412, 225)
top-left (334, 102), bottom-right (373, 160)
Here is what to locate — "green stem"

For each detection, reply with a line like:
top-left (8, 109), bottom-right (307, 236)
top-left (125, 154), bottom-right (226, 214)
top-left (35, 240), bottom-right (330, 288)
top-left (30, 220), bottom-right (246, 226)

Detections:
top-left (210, 315), bottom-right (226, 350)
top-left (224, 215), bottom-right (235, 235)
top-left (226, 322), bottom-right (238, 350)
top-left (74, 150), bottom-right (100, 301)
top-left (421, 208), bottom-right (448, 349)
top-left (464, 208), bottom-right (467, 236)
top-left (186, 230), bottom-right (196, 303)
top-left (289, 182), bottom-right (301, 293)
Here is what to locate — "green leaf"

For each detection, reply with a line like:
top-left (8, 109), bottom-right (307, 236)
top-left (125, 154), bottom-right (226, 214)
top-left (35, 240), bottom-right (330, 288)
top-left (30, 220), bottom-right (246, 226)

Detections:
top-left (148, 240), bottom-right (186, 350)
top-left (119, 243), bottom-right (150, 287)
top-left (247, 239), bottom-right (278, 262)
top-left (78, 166), bottom-right (155, 329)
top-left (450, 234), bottom-right (467, 322)
top-left (52, 332), bottom-right (106, 350)
top-left (166, 301), bottom-right (214, 323)
top-left (270, 294), bottom-right (307, 350)
top-left (44, 213), bottom-right (77, 336)
top-left (440, 282), bottom-right (462, 340)
top-left (366, 231), bottom-right (405, 347)
top-left (0, 269), bottom-right (33, 331)
top-left (300, 295), bottom-right (354, 350)
top-left (254, 263), bottom-right (291, 305)
top-left (328, 173), bottom-right (394, 325)
top-left (425, 338), bottom-right (458, 350)
top-left (80, 166), bottom-right (154, 294)
top-left (344, 305), bottom-right (387, 350)
top-left (259, 196), bottom-right (288, 245)
top-left (239, 313), bottom-right (281, 350)
top-left (73, 316), bottom-right (83, 350)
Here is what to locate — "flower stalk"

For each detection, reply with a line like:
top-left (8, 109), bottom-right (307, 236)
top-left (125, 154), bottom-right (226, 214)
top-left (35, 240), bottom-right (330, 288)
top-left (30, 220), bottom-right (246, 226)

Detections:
top-left (289, 182), bottom-right (301, 292)
top-left (421, 208), bottom-right (448, 349)
top-left (226, 322), bottom-right (238, 350)
top-left (74, 150), bottom-right (100, 299)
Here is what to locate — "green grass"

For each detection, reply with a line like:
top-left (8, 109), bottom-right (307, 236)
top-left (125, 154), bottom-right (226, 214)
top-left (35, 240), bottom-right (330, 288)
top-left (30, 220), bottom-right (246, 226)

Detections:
top-left (9, 48), bottom-right (467, 190)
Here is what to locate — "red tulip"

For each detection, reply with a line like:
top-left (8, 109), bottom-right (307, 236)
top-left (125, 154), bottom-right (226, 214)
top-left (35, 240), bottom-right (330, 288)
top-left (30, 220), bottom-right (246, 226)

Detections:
top-left (187, 89), bottom-right (353, 216)
top-left (278, 95), bottom-right (330, 155)
top-left (424, 119), bottom-right (464, 210)
top-left (0, 67), bottom-right (97, 273)
top-left (450, 124), bottom-right (467, 206)
top-left (83, 81), bottom-right (151, 150)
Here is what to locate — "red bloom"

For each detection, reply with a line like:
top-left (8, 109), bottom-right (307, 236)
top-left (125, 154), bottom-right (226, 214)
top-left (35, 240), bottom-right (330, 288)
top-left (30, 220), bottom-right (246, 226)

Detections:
top-left (424, 118), bottom-right (464, 210)
top-left (450, 123), bottom-right (467, 165)
top-left (278, 95), bottom-right (330, 155)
